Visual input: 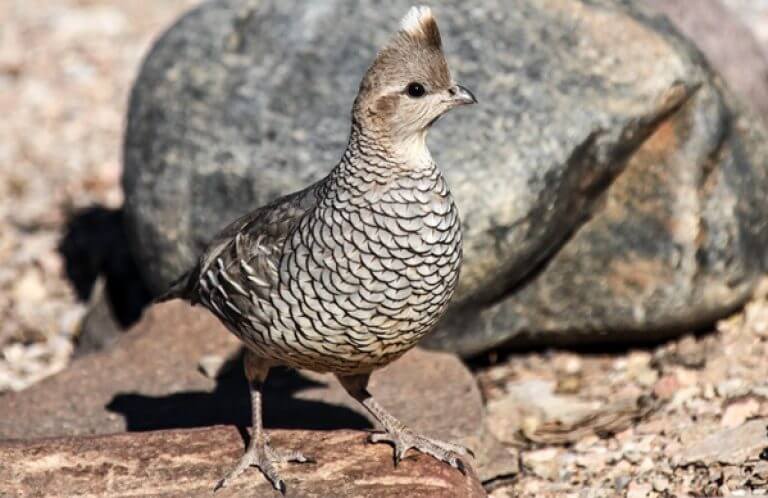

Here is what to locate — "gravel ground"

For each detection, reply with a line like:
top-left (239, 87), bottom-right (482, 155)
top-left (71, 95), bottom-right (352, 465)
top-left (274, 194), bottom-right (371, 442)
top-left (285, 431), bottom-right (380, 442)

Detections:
top-left (4, 2), bottom-right (768, 496)
top-left (481, 280), bottom-right (768, 497)
top-left (0, 0), bottom-right (197, 391)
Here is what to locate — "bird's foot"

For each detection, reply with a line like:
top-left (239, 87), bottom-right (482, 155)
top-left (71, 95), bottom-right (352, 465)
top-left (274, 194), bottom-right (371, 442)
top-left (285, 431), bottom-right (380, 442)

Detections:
top-left (215, 435), bottom-right (312, 494)
top-left (369, 428), bottom-right (473, 473)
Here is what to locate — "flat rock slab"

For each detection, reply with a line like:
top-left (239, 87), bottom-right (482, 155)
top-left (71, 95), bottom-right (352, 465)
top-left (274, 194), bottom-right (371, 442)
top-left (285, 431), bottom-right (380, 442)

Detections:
top-left (0, 427), bottom-right (485, 497)
top-left (0, 301), bottom-right (515, 482)
top-left (677, 418), bottom-right (768, 467)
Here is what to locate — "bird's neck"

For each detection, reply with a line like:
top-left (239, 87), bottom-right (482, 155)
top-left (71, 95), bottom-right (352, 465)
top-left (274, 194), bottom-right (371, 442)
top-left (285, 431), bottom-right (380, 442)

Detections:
top-left (324, 120), bottom-right (446, 207)
top-left (343, 119), bottom-right (435, 173)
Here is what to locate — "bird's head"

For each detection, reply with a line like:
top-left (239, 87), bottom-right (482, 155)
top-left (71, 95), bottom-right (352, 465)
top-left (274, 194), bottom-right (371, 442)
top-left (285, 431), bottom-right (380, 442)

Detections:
top-left (353, 6), bottom-right (476, 156)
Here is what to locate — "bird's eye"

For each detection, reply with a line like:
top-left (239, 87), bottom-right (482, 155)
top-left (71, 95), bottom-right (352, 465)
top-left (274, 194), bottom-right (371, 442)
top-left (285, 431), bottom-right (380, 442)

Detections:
top-left (406, 82), bottom-right (426, 98)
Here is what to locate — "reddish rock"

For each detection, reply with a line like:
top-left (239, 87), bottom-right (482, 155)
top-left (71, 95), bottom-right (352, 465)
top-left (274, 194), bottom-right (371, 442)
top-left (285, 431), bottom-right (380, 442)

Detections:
top-left (0, 301), bottom-right (516, 482)
top-left (0, 427), bottom-right (486, 497)
top-left (653, 374), bottom-right (681, 400)
top-left (678, 417), bottom-right (768, 466)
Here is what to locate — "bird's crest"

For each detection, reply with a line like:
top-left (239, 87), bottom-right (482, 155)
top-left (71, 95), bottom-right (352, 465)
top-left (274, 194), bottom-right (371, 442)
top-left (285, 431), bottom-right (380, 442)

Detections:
top-left (398, 6), bottom-right (442, 50)
top-left (354, 5), bottom-right (452, 122)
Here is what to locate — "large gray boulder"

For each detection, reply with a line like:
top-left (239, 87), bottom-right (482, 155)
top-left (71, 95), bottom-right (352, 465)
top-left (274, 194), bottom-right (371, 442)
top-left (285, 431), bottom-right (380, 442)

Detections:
top-left (123, 0), bottom-right (768, 355)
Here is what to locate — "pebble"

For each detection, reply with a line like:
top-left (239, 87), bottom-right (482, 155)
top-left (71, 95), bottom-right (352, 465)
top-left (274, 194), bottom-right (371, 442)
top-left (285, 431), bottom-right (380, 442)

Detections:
top-left (197, 354), bottom-right (226, 379)
top-left (716, 378), bottom-right (749, 399)
top-left (653, 374), bottom-right (680, 400)
top-left (720, 398), bottom-right (760, 428)
top-left (12, 268), bottom-right (47, 303)
top-left (675, 335), bottom-right (706, 368)
top-left (0, 0), bottom-right (199, 394)
top-left (523, 448), bottom-right (561, 480)
top-left (652, 476), bottom-right (670, 492)
top-left (626, 481), bottom-right (652, 498)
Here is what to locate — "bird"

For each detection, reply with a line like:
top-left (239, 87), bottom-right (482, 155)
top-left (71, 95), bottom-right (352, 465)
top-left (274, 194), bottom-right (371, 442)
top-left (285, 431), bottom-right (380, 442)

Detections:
top-left (156, 5), bottom-right (477, 493)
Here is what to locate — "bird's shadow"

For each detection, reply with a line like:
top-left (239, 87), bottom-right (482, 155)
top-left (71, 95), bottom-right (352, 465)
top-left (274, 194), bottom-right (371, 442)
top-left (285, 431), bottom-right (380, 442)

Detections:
top-left (106, 361), bottom-right (372, 432)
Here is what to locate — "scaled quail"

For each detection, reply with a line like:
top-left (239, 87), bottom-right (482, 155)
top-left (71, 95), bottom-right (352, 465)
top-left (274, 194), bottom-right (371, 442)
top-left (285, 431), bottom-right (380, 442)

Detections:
top-left (157, 5), bottom-right (477, 492)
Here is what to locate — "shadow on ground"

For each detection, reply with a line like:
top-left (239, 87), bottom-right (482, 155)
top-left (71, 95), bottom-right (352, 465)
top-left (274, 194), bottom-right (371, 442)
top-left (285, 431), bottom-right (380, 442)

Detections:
top-left (58, 206), bottom-right (152, 354)
top-left (106, 361), bottom-right (372, 432)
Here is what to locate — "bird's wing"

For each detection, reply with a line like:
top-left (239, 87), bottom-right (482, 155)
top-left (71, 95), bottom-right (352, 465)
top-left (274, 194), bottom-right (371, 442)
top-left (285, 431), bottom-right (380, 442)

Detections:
top-left (188, 182), bottom-right (321, 334)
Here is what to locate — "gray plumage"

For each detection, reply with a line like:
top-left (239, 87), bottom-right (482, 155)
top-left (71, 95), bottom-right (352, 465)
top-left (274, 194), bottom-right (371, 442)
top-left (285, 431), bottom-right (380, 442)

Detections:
top-left (165, 120), bottom-right (461, 375)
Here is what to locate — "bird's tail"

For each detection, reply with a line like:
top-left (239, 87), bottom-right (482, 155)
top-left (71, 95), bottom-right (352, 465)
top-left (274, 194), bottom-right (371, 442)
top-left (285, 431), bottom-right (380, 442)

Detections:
top-left (154, 270), bottom-right (194, 304)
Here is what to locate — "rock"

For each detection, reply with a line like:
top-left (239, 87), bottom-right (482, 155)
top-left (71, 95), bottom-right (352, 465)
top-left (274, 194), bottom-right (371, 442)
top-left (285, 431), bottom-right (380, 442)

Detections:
top-left (642, 0), bottom-right (768, 116)
top-left (744, 295), bottom-right (768, 338)
top-left (652, 475), bottom-right (670, 493)
top-left (522, 447), bottom-right (562, 480)
top-left (12, 267), bottom-right (47, 303)
top-left (429, 62), bottom-right (768, 352)
top-left (672, 335), bottom-right (707, 369)
top-left (0, 427), bottom-right (485, 497)
top-left (123, 0), bottom-right (685, 299)
top-left (74, 277), bottom-right (123, 356)
top-left (197, 353), bottom-right (228, 379)
top-left (626, 481), bottom-right (653, 498)
top-left (716, 378), bottom-right (749, 399)
top-left (678, 417), bottom-right (768, 466)
top-left (720, 397), bottom-right (760, 428)
top-left (485, 378), bottom-right (658, 445)
top-left (122, 0), bottom-right (768, 354)
top-left (652, 374), bottom-right (680, 400)
top-left (0, 301), bottom-right (516, 483)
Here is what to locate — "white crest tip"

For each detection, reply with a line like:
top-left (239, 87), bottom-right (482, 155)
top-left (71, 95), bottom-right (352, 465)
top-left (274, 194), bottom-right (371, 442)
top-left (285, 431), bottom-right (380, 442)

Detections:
top-left (400, 6), bottom-right (434, 35)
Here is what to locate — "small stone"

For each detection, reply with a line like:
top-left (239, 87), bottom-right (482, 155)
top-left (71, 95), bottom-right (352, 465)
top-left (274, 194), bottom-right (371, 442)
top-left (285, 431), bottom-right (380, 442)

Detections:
top-left (745, 300), bottom-right (768, 338)
top-left (574, 450), bottom-right (608, 473)
top-left (12, 268), bottom-right (46, 303)
top-left (614, 475), bottom-right (631, 491)
top-left (721, 398), bottom-right (760, 429)
top-left (674, 367), bottom-right (699, 387)
top-left (627, 351), bottom-right (652, 371)
top-left (626, 481), bottom-right (652, 498)
top-left (638, 456), bottom-right (655, 473)
top-left (670, 386), bottom-right (699, 408)
top-left (716, 378), bottom-right (749, 399)
top-left (626, 352), bottom-right (658, 387)
top-left (523, 448), bottom-right (561, 480)
top-left (652, 476), bottom-right (669, 492)
top-left (652, 374), bottom-right (680, 400)
top-left (520, 416), bottom-right (541, 440)
top-left (197, 354), bottom-right (226, 379)
top-left (679, 418), bottom-right (768, 466)
top-left (675, 335), bottom-right (706, 368)
top-left (563, 356), bottom-right (583, 374)
top-left (636, 369), bottom-right (659, 388)
top-left (556, 374), bottom-right (582, 394)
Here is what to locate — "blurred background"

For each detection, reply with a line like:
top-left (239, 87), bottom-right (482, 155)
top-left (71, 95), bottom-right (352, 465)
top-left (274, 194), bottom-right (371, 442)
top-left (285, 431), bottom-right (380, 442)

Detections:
top-left (3, 0), bottom-right (768, 496)
top-left (0, 0), bottom-right (198, 390)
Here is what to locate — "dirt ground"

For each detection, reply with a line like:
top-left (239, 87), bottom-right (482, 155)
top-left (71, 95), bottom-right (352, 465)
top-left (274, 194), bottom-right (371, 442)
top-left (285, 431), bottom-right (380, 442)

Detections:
top-left (0, 0), bottom-right (197, 390)
top-left (3, 1), bottom-right (768, 496)
top-left (481, 282), bottom-right (768, 497)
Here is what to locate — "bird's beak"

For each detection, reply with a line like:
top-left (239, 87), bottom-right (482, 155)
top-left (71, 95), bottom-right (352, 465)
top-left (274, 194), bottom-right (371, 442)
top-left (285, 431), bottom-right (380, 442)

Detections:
top-left (449, 84), bottom-right (477, 106)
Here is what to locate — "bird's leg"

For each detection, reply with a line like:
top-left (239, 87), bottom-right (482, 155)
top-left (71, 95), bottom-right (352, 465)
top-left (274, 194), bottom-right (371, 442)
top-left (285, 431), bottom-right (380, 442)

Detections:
top-left (337, 373), bottom-right (472, 473)
top-left (216, 351), bottom-right (310, 493)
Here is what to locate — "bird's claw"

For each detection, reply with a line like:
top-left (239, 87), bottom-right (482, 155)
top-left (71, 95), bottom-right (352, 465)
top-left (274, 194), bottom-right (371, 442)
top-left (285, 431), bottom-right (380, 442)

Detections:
top-left (368, 430), bottom-right (472, 474)
top-left (215, 437), bottom-right (312, 493)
